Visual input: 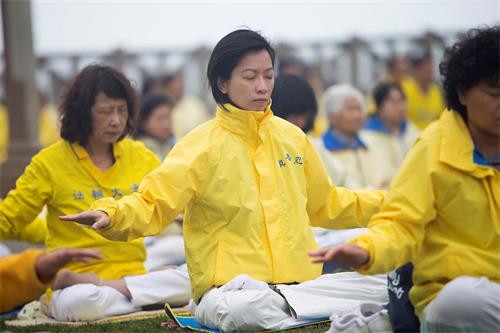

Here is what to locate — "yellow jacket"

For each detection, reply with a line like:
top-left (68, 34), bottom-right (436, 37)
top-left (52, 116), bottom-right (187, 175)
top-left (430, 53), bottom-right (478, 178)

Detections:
top-left (0, 249), bottom-right (46, 312)
top-left (0, 139), bottom-right (159, 279)
top-left (401, 78), bottom-right (445, 130)
top-left (350, 110), bottom-right (500, 317)
top-left (92, 103), bottom-right (385, 302)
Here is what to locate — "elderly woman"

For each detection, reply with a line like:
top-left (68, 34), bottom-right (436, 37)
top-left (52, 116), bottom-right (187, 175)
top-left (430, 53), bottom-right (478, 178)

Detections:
top-left (321, 84), bottom-right (394, 189)
top-left (0, 64), bottom-right (190, 321)
top-left (312, 26), bottom-right (500, 333)
top-left (361, 82), bottom-right (420, 172)
top-left (62, 30), bottom-right (389, 332)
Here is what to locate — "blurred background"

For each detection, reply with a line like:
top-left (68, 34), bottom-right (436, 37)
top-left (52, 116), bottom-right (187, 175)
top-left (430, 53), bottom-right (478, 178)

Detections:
top-left (0, 0), bottom-right (499, 196)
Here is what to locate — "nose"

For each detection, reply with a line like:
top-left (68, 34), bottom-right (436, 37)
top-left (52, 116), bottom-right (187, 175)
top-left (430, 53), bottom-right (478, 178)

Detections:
top-left (109, 110), bottom-right (120, 126)
top-left (255, 76), bottom-right (268, 94)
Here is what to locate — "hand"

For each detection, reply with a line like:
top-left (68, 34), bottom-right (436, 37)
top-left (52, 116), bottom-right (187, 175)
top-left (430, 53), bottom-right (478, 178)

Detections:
top-left (309, 244), bottom-right (370, 268)
top-left (35, 248), bottom-right (102, 283)
top-left (59, 210), bottom-right (110, 230)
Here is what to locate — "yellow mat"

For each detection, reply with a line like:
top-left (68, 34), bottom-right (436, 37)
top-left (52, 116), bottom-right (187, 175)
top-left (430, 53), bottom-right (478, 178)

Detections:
top-left (6, 307), bottom-right (189, 327)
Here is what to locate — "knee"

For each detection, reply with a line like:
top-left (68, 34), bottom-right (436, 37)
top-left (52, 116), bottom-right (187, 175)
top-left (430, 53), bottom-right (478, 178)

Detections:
top-left (49, 284), bottom-right (104, 321)
top-left (221, 289), bottom-right (281, 331)
top-left (425, 277), bottom-right (489, 325)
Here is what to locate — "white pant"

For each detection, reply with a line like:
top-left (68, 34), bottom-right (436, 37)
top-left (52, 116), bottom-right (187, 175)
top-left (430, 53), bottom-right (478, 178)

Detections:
top-left (144, 234), bottom-right (185, 270)
top-left (422, 276), bottom-right (500, 333)
top-left (49, 264), bottom-right (191, 321)
top-left (190, 272), bottom-right (388, 332)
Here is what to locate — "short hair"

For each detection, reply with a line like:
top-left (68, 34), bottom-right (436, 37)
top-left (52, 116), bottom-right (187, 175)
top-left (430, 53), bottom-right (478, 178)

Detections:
top-left (207, 29), bottom-right (275, 106)
top-left (372, 82), bottom-right (406, 111)
top-left (439, 26), bottom-right (500, 119)
top-left (60, 64), bottom-right (137, 145)
top-left (136, 93), bottom-right (172, 138)
top-left (271, 74), bottom-right (317, 132)
top-left (323, 84), bottom-right (366, 115)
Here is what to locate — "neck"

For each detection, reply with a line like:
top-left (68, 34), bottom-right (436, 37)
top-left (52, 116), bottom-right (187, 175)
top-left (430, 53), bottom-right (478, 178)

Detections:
top-left (85, 138), bottom-right (115, 171)
top-left (380, 115), bottom-right (402, 135)
top-left (468, 123), bottom-right (500, 158)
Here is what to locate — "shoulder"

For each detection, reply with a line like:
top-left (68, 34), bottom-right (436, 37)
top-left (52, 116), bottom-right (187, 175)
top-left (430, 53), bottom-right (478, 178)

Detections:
top-left (269, 116), bottom-right (308, 144)
top-left (118, 138), bottom-right (160, 167)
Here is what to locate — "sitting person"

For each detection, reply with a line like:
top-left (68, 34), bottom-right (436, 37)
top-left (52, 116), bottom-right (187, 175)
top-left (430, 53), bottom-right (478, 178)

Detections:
top-left (62, 29), bottom-right (389, 332)
top-left (271, 73), bottom-right (348, 187)
top-left (0, 64), bottom-right (191, 322)
top-left (0, 248), bottom-right (101, 313)
top-left (320, 84), bottom-right (395, 190)
top-left (135, 94), bottom-right (177, 162)
top-left (311, 26), bottom-right (500, 333)
top-left (362, 82), bottom-right (420, 171)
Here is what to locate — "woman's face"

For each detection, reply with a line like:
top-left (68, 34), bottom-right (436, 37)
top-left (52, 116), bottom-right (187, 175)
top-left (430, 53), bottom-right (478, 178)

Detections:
top-left (143, 104), bottom-right (173, 142)
top-left (218, 49), bottom-right (275, 111)
top-left (89, 92), bottom-right (128, 146)
top-left (329, 97), bottom-right (365, 137)
top-left (380, 88), bottom-right (407, 125)
top-left (460, 80), bottom-right (500, 137)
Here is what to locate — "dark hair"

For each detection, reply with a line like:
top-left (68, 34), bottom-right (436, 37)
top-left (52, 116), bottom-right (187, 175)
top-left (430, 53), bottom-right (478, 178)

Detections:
top-left (439, 26), bottom-right (500, 119)
top-left (60, 64), bottom-right (137, 145)
top-left (271, 74), bottom-right (317, 132)
top-left (373, 82), bottom-right (406, 111)
top-left (207, 29), bottom-right (275, 106)
top-left (408, 48), bottom-right (431, 69)
top-left (142, 76), bottom-right (160, 95)
top-left (135, 93), bottom-right (172, 138)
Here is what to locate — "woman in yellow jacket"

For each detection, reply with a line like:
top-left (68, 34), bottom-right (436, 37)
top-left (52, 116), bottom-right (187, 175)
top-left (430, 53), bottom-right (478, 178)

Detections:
top-left (0, 65), bottom-right (191, 321)
top-left (63, 30), bottom-right (388, 332)
top-left (311, 26), bottom-right (500, 333)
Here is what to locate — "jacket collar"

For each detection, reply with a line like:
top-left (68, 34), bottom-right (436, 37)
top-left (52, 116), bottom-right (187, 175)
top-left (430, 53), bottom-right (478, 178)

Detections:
top-left (322, 128), bottom-right (367, 151)
top-left (215, 102), bottom-right (273, 139)
top-left (364, 115), bottom-right (408, 137)
top-left (439, 111), bottom-right (494, 178)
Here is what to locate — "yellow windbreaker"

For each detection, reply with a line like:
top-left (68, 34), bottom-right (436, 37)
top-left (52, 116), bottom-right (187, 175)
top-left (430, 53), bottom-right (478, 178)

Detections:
top-left (401, 78), bottom-right (445, 130)
top-left (0, 139), bottom-right (160, 279)
top-left (350, 110), bottom-right (500, 317)
top-left (92, 103), bottom-right (385, 302)
top-left (0, 249), bottom-right (46, 312)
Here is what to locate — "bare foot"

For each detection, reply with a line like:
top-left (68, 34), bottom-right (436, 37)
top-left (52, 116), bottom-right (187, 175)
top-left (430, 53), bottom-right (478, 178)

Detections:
top-left (52, 270), bottom-right (101, 290)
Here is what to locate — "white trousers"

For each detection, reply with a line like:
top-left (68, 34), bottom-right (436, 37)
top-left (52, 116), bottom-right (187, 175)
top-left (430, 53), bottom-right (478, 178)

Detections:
top-left (422, 276), bottom-right (500, 333)
top-left (190, 272), bottom-right (388, 332)
top-left (48, 264), bottom-right (191, 322)
top-left (144, 234), bottom-right (185, 270)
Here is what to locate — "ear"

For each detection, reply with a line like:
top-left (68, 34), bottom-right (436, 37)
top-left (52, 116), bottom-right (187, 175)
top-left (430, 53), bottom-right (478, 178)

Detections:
top-left (457, 88), bottom-right (467, 106)
top-left (217, 78), bottom-right (228, 94)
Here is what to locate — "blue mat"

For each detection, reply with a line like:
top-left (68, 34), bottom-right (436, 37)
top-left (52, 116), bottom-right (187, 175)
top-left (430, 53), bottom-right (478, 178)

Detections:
top-left (164, 303), bottom-right (329, 332)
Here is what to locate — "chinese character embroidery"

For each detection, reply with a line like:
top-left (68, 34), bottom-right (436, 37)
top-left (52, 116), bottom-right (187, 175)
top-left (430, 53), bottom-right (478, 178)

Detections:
top-left (111, 188), bottom-right (123, 199)
top-left (91, 189), bottom-right (104, 200)
top-left (73, 190), bottom-right (85, 200)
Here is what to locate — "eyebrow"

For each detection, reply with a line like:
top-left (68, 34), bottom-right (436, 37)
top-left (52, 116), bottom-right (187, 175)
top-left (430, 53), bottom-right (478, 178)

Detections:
top-left (241, 67), bottom-right (274, 73)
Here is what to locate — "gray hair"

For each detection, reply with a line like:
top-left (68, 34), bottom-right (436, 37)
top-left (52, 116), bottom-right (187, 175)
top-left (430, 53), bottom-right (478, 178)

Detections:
top-left (323, 84), bottom-right (366, 115)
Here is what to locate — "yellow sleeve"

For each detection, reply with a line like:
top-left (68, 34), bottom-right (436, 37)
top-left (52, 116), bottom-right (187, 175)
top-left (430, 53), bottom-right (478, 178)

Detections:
top-left (348, 137), bottom-right (437, 274)
top-left (93, 137), bottom-right (207, 242)
top-left (0, 249), bottom-right (46, 312)
top-left (0, 156), bottom-right (53, 241)
top-left (305, 137), bottom-right (385, 229)
top-left (9, 217), bottom-right (48, 244)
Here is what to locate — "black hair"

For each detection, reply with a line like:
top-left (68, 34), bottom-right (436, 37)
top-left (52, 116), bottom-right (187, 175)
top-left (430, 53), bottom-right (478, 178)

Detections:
top-left (373, 82), bottom-right (406, 111)
top-left (135, 93), bottom-right (172, 138)
top-left (439, 26), bottom-right (500, 119)
top-left (271, 74), bottom-right (317, 132)
top-left (60, 64), bottom-right (137, 145)
top-left (207, 29), bottom-right (275, 106)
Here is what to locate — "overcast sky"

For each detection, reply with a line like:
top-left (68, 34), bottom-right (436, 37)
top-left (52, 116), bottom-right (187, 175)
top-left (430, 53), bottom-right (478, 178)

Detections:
top-left (26, 0), bottom-right (499, 54)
